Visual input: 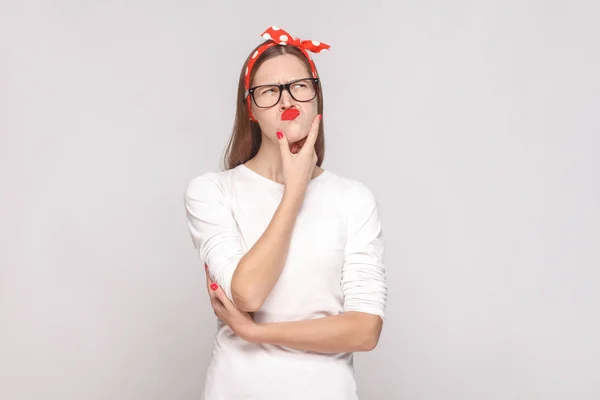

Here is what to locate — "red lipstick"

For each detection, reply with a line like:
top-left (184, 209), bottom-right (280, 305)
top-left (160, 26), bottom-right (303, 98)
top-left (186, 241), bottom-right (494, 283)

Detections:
top-left (281, 109), bottom-right (300, 121)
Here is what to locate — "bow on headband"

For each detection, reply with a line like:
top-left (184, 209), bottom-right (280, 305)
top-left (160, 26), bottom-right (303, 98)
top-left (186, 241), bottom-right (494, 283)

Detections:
top-left (244, 26), bottom-right (330, 121)
top-left (260, 26), bottom-right (331, 53)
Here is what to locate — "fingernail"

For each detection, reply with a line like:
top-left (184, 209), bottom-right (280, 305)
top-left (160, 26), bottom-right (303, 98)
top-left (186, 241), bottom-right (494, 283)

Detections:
top-left (204, 263), bottom-right (208, 271)
top-left (319, 114), bottom-right (322, 120)
top-left (210, 283), bottom-right (218, 290)
top-left (276, 131), bottom-right (283, 139)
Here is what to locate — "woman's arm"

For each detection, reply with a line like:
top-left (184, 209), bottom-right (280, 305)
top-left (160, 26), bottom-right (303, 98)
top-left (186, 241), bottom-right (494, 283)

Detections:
top-left (250, 312), bottom-right (383, 353)
top-left (244, 178), bottom-right (387, 354)
top-left (207, 275), bottom-right (383, 354)
top-left (232, 117), bottom-right (323, 311)
top-left (230, 189), bottom-right (304, 311)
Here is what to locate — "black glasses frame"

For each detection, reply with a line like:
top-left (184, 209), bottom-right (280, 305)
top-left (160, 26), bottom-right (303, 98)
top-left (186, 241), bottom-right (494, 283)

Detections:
top-left (245, 77), bottom-right (319, 108)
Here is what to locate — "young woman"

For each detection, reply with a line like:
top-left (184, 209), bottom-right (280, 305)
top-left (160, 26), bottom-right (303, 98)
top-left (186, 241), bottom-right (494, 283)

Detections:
top-left (184, 26), bottom-right (387, 400)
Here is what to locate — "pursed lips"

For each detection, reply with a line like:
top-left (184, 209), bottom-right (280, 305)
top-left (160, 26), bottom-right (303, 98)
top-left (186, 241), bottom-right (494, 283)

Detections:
top-left (281, 109), bottom-right (300, 121)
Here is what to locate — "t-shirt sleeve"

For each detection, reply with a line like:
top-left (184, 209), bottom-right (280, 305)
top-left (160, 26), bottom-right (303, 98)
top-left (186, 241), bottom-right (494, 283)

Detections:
top-left (183, 173), bottom-right (246, 304)
top-left (341, 180), bottom-right (387, 321)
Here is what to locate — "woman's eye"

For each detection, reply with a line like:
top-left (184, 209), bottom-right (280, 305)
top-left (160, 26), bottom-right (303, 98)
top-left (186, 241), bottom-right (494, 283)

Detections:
top-left (259, 88), bottom-right (276, 96)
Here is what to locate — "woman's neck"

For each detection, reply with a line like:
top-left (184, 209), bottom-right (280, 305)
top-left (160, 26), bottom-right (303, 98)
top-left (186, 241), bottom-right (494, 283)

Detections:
top-left (244, 138), bottom-right (323, 185)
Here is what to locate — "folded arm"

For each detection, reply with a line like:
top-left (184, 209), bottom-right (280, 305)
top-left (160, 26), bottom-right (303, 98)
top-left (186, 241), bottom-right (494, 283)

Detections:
top-left (250, 311), bottom-right (383, 353)
top-left (208, 178), bottom-right (388, 354)
top-left (257, 180), bottom-right (387, 352)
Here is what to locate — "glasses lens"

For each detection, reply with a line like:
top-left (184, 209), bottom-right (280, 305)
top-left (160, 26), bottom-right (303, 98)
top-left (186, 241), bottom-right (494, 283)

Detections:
top-left (254, 85), bottom-right (280, 108)
top-left (290, 79), bottom-right (317, 102)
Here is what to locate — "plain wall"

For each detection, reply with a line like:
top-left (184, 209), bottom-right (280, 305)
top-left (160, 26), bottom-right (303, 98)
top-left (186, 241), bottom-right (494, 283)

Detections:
top-left (1, 0), bottom-right (599, 399)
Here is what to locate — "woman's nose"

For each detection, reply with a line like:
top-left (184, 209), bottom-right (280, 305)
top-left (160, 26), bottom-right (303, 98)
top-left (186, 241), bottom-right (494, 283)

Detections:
top-left (279, 89), bottom-right (293, 108)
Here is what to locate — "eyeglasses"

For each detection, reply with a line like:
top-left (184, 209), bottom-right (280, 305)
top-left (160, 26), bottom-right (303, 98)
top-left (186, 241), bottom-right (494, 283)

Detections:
top-left (245, 77), bottom-right (319, 108)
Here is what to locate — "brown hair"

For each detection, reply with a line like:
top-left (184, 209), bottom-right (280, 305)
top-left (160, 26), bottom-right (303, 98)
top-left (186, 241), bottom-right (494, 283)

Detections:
top-left (220, 42), bottom-right (326, 170)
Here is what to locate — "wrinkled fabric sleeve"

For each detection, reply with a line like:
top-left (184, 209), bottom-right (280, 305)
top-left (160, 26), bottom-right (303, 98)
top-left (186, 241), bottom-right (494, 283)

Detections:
top-left (183, 173), bottom-right (246, 304)
top-left (341, 180), bottom-right (387, 321)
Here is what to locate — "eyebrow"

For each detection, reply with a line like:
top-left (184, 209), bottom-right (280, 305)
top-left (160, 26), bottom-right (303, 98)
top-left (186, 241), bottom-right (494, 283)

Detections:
top-left (251, 77), bottom-right (311, 87)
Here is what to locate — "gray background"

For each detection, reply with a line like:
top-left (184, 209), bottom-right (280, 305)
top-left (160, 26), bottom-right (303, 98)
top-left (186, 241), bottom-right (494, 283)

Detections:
top-left (1, 1), bottom-right (599, 399)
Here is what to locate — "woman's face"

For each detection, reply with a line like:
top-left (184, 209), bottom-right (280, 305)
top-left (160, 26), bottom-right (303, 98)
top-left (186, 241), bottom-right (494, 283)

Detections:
top-left (250, 54), bottom-right (319, 145)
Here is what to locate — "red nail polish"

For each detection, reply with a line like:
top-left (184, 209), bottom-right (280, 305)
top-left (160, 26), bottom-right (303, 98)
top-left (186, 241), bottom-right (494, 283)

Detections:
top-left (319, 114), bottom-right (322, 120)
top-left (277, 131), bottom-right (283, 139)
top-left (210, 283), bottom-right (218, 290)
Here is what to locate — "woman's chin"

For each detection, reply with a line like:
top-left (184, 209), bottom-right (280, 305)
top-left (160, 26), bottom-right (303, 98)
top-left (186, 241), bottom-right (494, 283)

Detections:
top-left (281, 126), bottom-right (307, 142)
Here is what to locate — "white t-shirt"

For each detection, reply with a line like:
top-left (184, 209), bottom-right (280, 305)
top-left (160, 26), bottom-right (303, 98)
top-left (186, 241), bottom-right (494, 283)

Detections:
top-left (184, 163), bottom-right (387, 400)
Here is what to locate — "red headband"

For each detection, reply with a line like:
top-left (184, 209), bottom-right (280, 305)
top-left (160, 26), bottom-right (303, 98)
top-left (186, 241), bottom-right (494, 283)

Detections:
top-left (244, 26), bottom-right (330, 121)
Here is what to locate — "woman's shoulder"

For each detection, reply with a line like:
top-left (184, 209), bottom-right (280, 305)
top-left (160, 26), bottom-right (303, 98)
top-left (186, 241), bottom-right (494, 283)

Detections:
top-left (323, 171), bottom-right (383, 229)
top-left (323, 169), bottom-right (379, 205)
top-left (184, 167), bottom-right (239, 201)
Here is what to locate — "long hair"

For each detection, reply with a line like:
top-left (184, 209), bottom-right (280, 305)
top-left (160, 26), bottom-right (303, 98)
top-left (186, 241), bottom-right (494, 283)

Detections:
top-left (220, 43), bottom-right (326, 170)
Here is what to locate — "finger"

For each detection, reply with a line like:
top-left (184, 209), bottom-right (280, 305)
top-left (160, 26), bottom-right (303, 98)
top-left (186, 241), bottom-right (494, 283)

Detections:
top-left (299, 114), bottom-right (321, 154)
top-left (205, 263), bottom-right (220, 303)
top-left (211, 297), bottom-right (224, 311)
top-left (211, 297), bottom-right (227, 321)
top-left (291, 136), bottom-right (307, 154)
top-left (212, 300), bottom-right (225, 318)
top-left (208, 286), bottom-right (218, 302)
top-left (276, 130), bottom-right (291, 159)
top-left (210, 282), bottom-right (235, 311)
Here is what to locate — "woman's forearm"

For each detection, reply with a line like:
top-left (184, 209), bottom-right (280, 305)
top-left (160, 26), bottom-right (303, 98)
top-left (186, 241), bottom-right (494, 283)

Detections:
top-left (249, 311), bottom-right (383, 354)
top-left (231, 187), bottom-right (305, 312)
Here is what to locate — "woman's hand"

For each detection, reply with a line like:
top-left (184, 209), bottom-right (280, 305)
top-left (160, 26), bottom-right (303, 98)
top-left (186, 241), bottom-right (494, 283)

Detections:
top-left (205, 264), bottom-right (258, 343)
top-left (276, 114), bottom-right (321, 193)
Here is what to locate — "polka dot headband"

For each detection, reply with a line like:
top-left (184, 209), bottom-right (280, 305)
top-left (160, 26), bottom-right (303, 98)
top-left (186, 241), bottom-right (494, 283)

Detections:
top-left (244, 26), bottom-right (331, 121)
